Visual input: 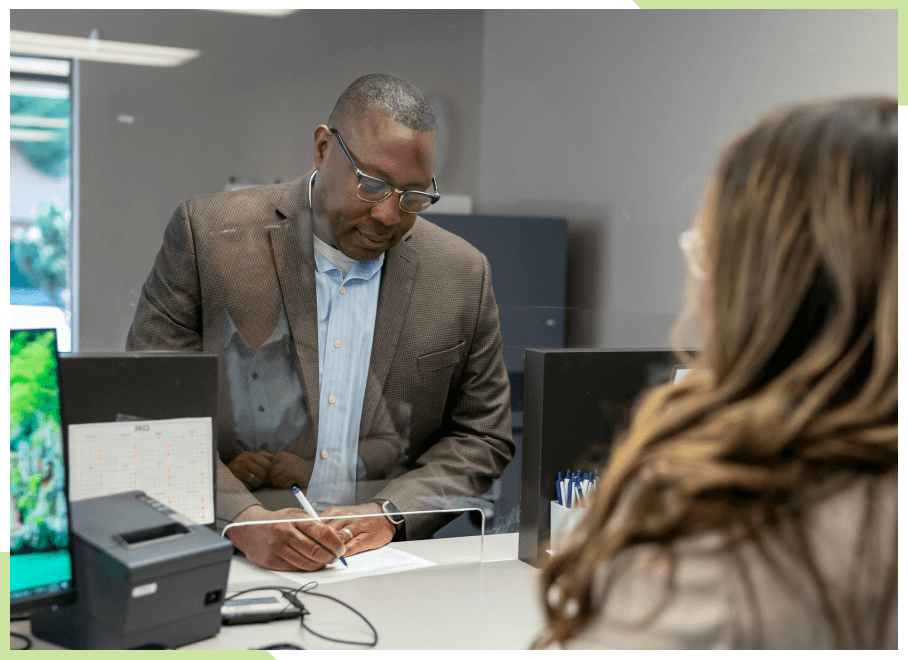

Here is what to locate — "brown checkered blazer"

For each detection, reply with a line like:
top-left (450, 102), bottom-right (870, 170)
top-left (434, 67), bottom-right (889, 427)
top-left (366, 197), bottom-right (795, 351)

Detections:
top-left (127, 172), bottom-right (514, 538)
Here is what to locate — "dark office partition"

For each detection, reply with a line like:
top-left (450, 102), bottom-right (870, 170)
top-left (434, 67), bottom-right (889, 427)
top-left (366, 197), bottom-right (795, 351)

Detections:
top-left (58, 352), bottom-right (219, 527)
top-left (518, 348), bottom-right (678, 566)
top-left (425, 214), bottom-right (568, 375)
top-left (424, 214), bottom-right (568, 537)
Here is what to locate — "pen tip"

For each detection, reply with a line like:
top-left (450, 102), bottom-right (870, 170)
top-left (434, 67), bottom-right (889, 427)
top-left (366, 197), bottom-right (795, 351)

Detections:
top-left (339, 556), bottom-right (348, 566)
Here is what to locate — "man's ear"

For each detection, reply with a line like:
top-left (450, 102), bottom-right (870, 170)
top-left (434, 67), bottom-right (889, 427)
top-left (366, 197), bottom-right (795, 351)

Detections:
top-left (313, 124), bottom-right (332, 168)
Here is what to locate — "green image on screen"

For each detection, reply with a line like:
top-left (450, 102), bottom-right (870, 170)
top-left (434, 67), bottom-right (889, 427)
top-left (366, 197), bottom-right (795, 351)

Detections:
top-left (10, 329), bottom-right (73, 598)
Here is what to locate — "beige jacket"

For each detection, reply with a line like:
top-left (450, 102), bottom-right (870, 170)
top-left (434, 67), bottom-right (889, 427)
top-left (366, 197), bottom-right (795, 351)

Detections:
top-left (565, 473), bottom-right (897, 649)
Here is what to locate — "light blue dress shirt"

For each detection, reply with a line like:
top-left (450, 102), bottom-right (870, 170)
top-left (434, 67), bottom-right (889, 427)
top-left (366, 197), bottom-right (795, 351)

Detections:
top-left (305, 241), bottom-right (383, 510)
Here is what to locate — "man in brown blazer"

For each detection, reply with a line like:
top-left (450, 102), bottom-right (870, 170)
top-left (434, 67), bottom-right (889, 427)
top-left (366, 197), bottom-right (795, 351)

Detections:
top-left (127, 74), bottom-right (513, 571)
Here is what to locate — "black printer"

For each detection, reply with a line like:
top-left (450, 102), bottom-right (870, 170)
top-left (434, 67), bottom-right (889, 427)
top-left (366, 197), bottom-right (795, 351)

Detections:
top-left (32, 491), bottom-right (233, 649)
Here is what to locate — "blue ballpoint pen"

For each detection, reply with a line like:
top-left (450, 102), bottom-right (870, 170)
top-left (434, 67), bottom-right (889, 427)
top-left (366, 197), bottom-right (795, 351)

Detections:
top-left (556, 471), bottom-right (564, 506)
top-left (291, 485), bottom-right (348, 566)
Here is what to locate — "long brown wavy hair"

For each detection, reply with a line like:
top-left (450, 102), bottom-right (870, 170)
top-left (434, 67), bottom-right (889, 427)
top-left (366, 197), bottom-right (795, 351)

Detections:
top-left (538, 97), bottom-right (897, 648)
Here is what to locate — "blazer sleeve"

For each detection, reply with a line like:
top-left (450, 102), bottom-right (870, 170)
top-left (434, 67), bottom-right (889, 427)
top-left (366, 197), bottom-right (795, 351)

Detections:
top-left (126, 202), bottom-right (204, 351)
top-left (126, 202), bottom-right (263, 527)
top-left (371, 254), bottom-right (515, 538)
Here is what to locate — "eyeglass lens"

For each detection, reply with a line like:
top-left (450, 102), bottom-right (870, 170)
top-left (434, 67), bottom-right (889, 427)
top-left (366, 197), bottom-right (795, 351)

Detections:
top-left (356, 179), bottom-right (433, 213)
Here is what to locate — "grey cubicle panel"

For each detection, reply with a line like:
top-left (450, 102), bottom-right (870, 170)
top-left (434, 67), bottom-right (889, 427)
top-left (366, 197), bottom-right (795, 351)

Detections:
top-left (518, 348), bottom-right (678, 566)
top-left (425, 213), bottom-right (567, 538)
top-left (58, 351), bottom-right (219, 528)
top-left (424, 213), bottom-right (567, 380)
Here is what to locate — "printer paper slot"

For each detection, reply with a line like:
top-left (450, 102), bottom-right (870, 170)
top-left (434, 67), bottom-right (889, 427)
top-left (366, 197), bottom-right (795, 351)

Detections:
top-left (117, 523), bottom-right (190, 548)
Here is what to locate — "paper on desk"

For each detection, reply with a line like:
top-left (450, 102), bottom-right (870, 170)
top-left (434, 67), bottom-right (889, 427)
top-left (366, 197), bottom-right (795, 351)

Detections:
top-left (276, 546), bottom-right (436, 585)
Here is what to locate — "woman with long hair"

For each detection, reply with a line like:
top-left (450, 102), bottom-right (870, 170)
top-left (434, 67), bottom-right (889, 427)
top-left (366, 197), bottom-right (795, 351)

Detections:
top-left (538, 96), bottom-right (897, 649)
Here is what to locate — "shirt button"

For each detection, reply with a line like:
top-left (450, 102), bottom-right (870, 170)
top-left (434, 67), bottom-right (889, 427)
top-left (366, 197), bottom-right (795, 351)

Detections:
top-left (328, 396), bottom-right (336, 404)
top-left (258, 405), bottom-right (265, 412)
top-left (334, 340), bottom-right (341, 348)
top-left (321, 450), bottom-right (329, 459)
top-left (339, 287), bottom-right (346, 294)
top-left (251, 373), bottom-right (258, 380)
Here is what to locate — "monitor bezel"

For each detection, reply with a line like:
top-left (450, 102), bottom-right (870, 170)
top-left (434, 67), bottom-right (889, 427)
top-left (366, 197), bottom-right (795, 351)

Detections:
top-left (10, 328), bottom-right (78, 618)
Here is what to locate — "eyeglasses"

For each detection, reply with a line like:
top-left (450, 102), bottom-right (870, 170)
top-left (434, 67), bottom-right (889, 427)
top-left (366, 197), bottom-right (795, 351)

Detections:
top-left (329, 128), bottom-right (440, 214)
top-left (678, 228), bottom-right (705, 278)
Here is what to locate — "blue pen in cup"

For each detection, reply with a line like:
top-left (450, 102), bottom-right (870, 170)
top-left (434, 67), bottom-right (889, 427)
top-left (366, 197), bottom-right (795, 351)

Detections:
top-left (291, 485), bottom-right (348, 566)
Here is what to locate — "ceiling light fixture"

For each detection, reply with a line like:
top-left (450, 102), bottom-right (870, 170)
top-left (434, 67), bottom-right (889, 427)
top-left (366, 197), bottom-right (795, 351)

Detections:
top-left (10, 30), bottom-right (200, 67)
top-left (200, 9), bottom-right (300, 17)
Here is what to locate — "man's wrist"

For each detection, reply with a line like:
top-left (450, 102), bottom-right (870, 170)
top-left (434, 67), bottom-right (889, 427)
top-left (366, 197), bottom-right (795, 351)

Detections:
top-left (224, 505), bottom-right (267, 541)
top-left (370, 499), bottom-right (405, 526)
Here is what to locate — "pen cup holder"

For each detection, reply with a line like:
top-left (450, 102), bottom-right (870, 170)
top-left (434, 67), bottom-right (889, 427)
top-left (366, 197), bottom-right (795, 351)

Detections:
top-left (549, 501), bottom-right (588, 553)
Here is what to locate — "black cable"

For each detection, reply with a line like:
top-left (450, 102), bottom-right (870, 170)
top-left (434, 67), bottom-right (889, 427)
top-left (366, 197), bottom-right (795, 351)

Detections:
top-left (11, 632), bottom-right (32, 650)
top-left (227, 582), bottom-right (378, 648)
top-left (297, 582), bottom-right (379, 648)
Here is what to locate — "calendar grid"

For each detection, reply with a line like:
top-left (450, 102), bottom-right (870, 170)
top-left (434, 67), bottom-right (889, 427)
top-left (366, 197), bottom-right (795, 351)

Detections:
top-left (68, 417), bottom-right (213, 524)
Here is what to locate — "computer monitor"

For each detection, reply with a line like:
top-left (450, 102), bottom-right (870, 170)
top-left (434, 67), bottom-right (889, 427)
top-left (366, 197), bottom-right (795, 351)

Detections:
top-left (10, 328), bottom-right (77, 617)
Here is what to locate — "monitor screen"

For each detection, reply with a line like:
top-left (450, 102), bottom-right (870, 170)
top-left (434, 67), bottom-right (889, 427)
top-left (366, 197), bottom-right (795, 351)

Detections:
top-left (10, 328), bottom-right (77, 616)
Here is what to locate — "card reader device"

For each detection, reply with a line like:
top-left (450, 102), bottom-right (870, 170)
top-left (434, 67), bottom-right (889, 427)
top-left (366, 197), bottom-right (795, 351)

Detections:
top-left (31, 491), bottom-right (234, 649)
top-left (222, 590), bottom-right (306, 625)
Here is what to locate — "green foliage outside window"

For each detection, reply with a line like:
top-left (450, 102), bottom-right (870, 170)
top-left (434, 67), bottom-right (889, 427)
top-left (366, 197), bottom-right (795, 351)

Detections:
top-left (12, 203), bottom-right (70, 308)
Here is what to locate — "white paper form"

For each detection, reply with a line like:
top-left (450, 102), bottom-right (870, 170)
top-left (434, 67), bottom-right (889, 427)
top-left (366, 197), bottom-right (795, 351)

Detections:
top-left (276, 546), bottom-right (437, 585)
top-left (67, 417), bottom-right (214, 524)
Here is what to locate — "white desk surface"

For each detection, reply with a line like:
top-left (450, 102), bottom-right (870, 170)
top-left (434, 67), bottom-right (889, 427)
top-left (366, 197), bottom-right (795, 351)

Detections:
top-left (12, 532), bottom-right (545, 651)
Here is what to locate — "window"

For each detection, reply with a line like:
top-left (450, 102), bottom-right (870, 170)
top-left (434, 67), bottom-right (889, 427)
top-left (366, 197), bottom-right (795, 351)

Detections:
top-left (10, 56), bottom-right (74, 351)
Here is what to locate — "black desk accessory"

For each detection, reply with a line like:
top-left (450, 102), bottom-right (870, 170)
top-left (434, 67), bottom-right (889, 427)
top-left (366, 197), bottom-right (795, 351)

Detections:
top-left (518, 348), bottom-right (678, 566)
top-left (31, 491), bottom-right (233, 649)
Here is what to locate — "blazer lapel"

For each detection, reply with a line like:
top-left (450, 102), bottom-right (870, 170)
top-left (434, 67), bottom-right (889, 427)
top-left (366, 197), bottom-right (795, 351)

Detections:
top-left (360, 232), bottom-right (419, 435)
top-left (270, 174), bottom-right (321, 443)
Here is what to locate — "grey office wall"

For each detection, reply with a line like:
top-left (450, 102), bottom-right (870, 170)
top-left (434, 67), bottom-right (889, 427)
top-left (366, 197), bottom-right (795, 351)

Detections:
top-left (476, 9), bottom-right (897, 349)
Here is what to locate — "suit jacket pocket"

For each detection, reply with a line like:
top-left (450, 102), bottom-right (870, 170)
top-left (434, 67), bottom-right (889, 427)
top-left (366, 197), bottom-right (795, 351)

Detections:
top-left (417, 341), bottom-right (465, 374)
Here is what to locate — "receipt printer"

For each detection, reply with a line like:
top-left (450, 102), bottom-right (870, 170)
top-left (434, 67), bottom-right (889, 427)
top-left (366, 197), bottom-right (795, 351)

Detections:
top-left (32, 491), bottom-right (234, 649)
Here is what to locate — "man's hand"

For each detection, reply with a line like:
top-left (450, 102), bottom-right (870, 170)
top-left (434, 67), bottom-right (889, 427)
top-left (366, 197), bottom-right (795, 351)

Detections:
top-left (265, 451), bottom-right (315, 490)
top-left (225, 505), bottom-right (346, 571)
top-left (227, 450), bottom-right (273, 491)
top-left (321, 502), bottom-right (397, 557)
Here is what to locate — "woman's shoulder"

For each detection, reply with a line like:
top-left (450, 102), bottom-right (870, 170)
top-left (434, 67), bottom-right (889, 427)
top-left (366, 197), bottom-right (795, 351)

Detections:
top-left (567, 473), bottom-right (897, 649)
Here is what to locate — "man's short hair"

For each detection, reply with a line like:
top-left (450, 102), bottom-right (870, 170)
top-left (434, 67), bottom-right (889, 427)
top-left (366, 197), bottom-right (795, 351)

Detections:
top-left (329, 73), bottom-right (437, 133)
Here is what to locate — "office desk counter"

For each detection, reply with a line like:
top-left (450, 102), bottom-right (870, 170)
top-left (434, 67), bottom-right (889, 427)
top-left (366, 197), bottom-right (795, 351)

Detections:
top-left (12, 533), bottom-right (544, 650)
